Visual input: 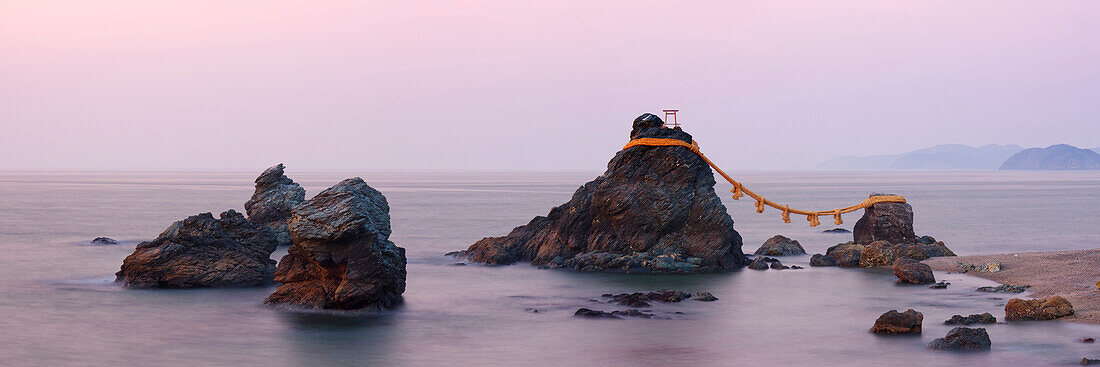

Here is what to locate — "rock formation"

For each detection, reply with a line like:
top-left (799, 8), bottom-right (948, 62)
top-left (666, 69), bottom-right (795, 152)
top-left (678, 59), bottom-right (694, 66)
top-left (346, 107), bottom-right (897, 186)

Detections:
top-left (928, 327), bottom-right (991, 351)
top-left (264, 178), bottom-right (407, 310)
top-left (819, 242), bottom-right (865, 268)
top-left (753, 235), bottom-right (806, 256)
top-left (458, 113), bottom-right (745, 273)
top-left (999, 144), bottom-right (1100, 170)
top-left (859, 237), bottom-right (955, 268)
top-left (944, 313), bottom-right (997, 325)
top-left (853, 193), bottom-right (916, 245)
top-left (1005, 296), bottom-right (1074, 321)
top-left (116, 210), bottom-right (278, 288)
top-left (244, 163), bottom-right (306, 247)
top-left (893, 257), bottom-right (935, 284)
top-left (810, 253), bottom-right (837, 267)
top-left (870, 309), bottom-right (923, 334)
top-left (91, 237), bottom-right (118, 245)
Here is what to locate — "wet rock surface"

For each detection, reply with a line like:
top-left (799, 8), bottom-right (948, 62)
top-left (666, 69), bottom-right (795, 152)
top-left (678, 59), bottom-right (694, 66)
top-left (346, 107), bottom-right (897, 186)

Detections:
top-left (116, 210), bottom-right (278, 288)
top-left (458, 113), bottom-right (745, 273)
top-left (853, 193), bottom-right (917, 245)
top-left (91, 237), bottom-right (119, 245)
top-left (602, 289), bottom-right (693, 307)
top-left (944, 313), bottom-right (997, 325)
top-left (825, 242), bottom-right (865, 268)
top-left (858, 236), bottom-right (955, 268)
top-left (870, 309), bottom-right (923, 334)
top-left (244, 164), bottom-right (306, 247)
top-left (1005, 296), bottom-right (1074, 321)
top-left (574, 308), bottom-right (661, 319)
top-left (928, 327), bottom-right (991, 351)
top-left (893, 257), bottom-right (935, 285)
top-left (753, 235), bottom-right (806, 256)
top-left (810, 253), bottom-right (837, 267)
top-left (977, 284), bottom-right (1030, 293)
top-left (822, 228), bottom-right (851, 233)
top-left (264, 178), bottom-right (406, 310)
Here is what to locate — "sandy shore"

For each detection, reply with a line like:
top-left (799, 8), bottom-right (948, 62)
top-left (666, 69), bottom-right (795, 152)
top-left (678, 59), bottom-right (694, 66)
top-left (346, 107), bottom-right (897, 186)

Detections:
top-left (924, 249), bottom-right (1100, 324)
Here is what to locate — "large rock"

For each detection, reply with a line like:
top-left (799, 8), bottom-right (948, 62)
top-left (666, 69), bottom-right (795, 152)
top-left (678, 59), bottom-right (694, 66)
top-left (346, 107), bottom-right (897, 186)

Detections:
top-left (244, 163), bottom-right (306, 247)
top-left (264, 178), bottom-right (407, 310)
top-left (870, 309), bottom-right (923, 334)
top-left (858, 236), bottom-right (955, 268)
top-left (853, 193), bottom-right (916, 245)
top-left (928, 327), bottom-right (991, 351)
top-left (825, 242), bottom-right (865, 268)
top-left (116, 210), bottom-right (278, 288)
top-left (459, 113), bottom-right (745, 273)
top-left (753, 235), bottom-right (806, 256)
top-left (1005, 296), bottom-right (1074, 321)
top-left (893, 257), bottom-right (935, 285)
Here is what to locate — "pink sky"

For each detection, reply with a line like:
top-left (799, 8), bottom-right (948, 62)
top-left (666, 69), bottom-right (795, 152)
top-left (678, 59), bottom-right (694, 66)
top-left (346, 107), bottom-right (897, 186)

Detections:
top-left (2, 1), bottom-right (1098, 170)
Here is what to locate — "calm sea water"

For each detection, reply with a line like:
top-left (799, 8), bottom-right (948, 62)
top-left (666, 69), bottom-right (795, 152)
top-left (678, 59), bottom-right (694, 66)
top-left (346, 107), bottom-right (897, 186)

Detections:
top-left (1, 170), bottom-right (1099, 366)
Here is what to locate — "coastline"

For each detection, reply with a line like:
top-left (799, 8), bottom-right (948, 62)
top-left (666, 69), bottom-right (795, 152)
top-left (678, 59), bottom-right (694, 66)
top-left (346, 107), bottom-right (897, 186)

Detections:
top-left (924, 249), bottom-right (1100, 324)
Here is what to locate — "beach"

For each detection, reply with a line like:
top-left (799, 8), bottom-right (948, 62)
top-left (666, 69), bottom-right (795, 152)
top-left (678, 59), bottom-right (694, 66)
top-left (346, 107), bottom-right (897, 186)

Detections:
top-left (925, 249), bottom-right (1100, 324)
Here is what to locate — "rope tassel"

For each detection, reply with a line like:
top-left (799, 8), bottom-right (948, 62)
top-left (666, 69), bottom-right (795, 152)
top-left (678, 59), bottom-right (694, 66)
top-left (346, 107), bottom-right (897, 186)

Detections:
top-left (833, 211), bottom-right (843, 225)
top-left (730, 183), bottom-right (744, 200)
top-left (755, 199), bottom-right (765, 213)
top-left (782, 206), bottom-right (791, 223)
top-left (807, 213), bottom-right (820, 227)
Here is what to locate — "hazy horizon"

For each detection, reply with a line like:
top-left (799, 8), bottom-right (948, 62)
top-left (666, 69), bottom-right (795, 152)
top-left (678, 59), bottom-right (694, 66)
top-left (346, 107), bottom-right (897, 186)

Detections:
top-left (3, 1), bottom-right (1099, 171)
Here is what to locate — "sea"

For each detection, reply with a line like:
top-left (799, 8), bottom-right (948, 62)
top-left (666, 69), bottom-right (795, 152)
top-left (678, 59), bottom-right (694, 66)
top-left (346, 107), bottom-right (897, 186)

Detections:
top-left (1, 170), bottom-right (1099, 366)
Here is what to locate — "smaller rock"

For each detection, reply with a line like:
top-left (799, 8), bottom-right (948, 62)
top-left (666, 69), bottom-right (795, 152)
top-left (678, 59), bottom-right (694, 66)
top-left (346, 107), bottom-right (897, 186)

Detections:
top-left (930, 281), bottom-right (950, 289)
top-left (822, 228), bottom-right (851, 233)
top-left (957, 261), bottom-right (1003, 273)
top-left (870, 309), bottom-right (923, 334)
top-left (90, 237), bottom-right (119, 245)
top-left (603, 290), bottom-right (692, 307)
top-left (893, 257), bottom-right (935, 285)
top-left (692, 292), bottom-right (718, 301)
top-left (825, 242), bottom-right (865, 268)
top-left (789, 265), bottom-right (804, 270)
top-left (575, 308), bottom-right (619, 318)
top-left (450, 263), bottom-right (467, 266)
top-left (928, 327), bottom-right (991, 351)
top-left (977, 284), bottom-right (1030, 293)
top-left (1006, 296), bottom-right (1074, 321)
top-left (1084, 358), bottom-right (1100, 366)
top-left (1081, 338), bottom-right (1095, 343)
top-left (769, 261), bottom-right (788, 270)
top-left (754, 235), bottom-right (806, 256)
top-left (747, 257), bottom-right (772, 270)
top-left (810, 254), bottom-right (837, 267)
top-left (944, 313), bottom-right (997, 325)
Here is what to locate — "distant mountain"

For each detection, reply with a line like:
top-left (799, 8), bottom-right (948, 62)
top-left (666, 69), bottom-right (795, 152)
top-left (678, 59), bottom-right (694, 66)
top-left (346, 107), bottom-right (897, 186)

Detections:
top-left (1093, 148), bottom-right (1100, 155)
top-left (817, 144), bottom-right (1023, 170)
top-left (999, 144), bottom-right (1100, 170)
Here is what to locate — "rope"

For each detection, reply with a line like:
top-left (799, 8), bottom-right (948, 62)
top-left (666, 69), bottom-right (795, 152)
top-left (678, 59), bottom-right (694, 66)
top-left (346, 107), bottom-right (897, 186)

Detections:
top-left (622, 138), bottom-right (906, 227)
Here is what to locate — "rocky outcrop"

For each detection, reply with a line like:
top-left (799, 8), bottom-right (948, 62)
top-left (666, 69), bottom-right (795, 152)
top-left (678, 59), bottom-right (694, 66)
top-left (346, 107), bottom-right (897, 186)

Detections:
top-left (870, 309), bottom-right (923, 334)
top-left (753, 235), bottom-right (806, 256)
top-left (822, 228), bottom-right (850, 233)
top-left (602, 290), bottom-right (692, 307)
top-left (1005, 296), bottom-right (1074, 321)
top-left (116, 210), bottom-right (278, 288)
top-left (458, 113), bottom-right (745, 273)
top-left (244, 164), bottom-right (306, 247)
top-left (264, 178), bottom-right (406, 310)
top-left (856, 237), bottom-right (955, 268)
top-left (928, 327), bottom-right (991, 351)
top-left (893, 257), bottom-right (935, 284)
top-left (574, 308), bottom-right (660, 319)
top-left (824, 242), bottom-right (865, 268)
top-left (853, 193), bottom-right (916, 245)
top-left (810, 253), bottom-right (837, 267)
top-left (999, 144), bottom-right (1100, 170)
top-left (944, 313), bottom-right (997, 325)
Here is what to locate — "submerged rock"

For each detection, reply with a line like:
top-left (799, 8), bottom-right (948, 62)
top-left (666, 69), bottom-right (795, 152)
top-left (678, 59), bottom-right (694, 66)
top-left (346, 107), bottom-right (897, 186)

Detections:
top-left (244, 164), bottom-right (306, 247)
top-left (603, 290), bottom-right (692, 307)
top-left (822, 228), bottom-right (851, 234)
top-left (859, 238), bottom-right (955, 268)
top-left (977, 284), bottom-right (1030, 293)
top-left (574, 308), bottom-right (659, 319)
top-left (810, 253), bottom-right (837, 267)
top-left (264, 178), bottom-right (406, 310)
top-left (116, 210), bottom-right (278, 288)
top-left (692, 292), bottom-right (718, 301)
top-left (853, 193), bottom-right (917, 245)
top-left (91, 237), bottom-right (119, 245)
top-left (754, 235), bottom-right (806, 256)
top-left (944, 313), bottom-right (997, 325)
top-left (893, 257), bottom-right (935, 285)
top-left (1084, 358), bottom-right (1100, 366)
top-left (870, 309), bottom-right (923, 334)
top-left (458, 113), bottom-right (745, 273)
top-left (747, 257), bottom-right (773, 270)
top-left (928, 327), bottom-right (991, 351)
top-left (1005, 296), bottom-right (1074, 321)
top-left (929, 281), bottom-right (950, 289)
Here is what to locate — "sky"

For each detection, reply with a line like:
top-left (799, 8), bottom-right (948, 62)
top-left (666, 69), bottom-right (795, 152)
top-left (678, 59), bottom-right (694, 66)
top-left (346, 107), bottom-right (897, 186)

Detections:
top-left (2, 1), bottom-right (1098, 171)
